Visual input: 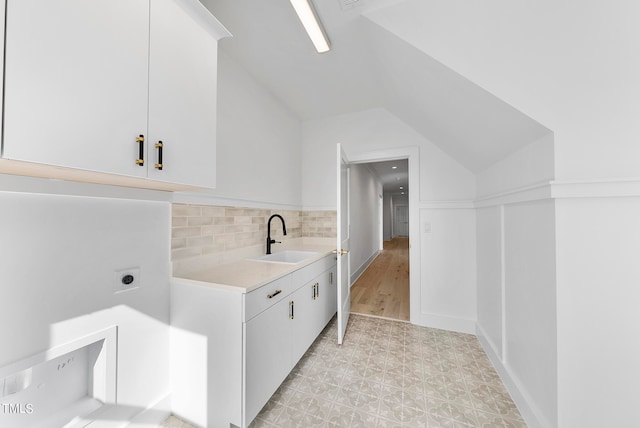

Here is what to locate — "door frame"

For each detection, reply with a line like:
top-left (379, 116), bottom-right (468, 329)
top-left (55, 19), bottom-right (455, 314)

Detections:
top-left (346, 146), bottom-right (420, 324)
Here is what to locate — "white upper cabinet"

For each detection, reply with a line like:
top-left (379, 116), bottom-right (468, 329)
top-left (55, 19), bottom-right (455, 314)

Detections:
top-left (147, 0), bottom-right (221, 187)
top-left (3, 0), bottom-right (150, 178)
top-left (2, 0), bottom-right (229, 189)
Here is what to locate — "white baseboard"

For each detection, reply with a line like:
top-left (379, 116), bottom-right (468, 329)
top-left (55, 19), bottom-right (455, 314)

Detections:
top-left (476, 324), bottom-right (553, 428)
top-left (350, 250), bottom-right (380, 286)
top-left (413, 312), bottom-right (476, 334)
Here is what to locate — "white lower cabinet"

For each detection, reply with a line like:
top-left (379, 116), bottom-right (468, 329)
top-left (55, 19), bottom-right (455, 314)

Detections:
top-left (171, 254), bottom-right (337, 428)
top-left (244, 297), bottom-right (292, 423)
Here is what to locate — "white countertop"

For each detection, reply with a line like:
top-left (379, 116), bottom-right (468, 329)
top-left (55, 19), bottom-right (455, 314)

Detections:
top-left (171, 241), bottom-right (336, 293)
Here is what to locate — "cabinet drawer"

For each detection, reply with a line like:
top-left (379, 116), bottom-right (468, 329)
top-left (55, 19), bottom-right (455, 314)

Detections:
top-left (292, 255), bottom-right (336, 285)
top-left (244, 274), bottom-right (293, 322)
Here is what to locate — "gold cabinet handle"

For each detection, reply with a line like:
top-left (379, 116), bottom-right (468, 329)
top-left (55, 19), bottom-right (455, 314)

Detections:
top-left (329, 272), bottom-right (333, 285)
top-left (155, 141), bottom-right (164, 170)
top-left (267, 289), bottom-right (282, 299)
top-left (135, 135), bottom-right (145, 166)
top-left (310, 282), bottom-right (320, 300)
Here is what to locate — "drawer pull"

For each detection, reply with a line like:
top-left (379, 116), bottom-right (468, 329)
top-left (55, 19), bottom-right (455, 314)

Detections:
top-left (155, 141), bottom-right (163, 170)
top-left (267, 289), bottom-right (282, 299)
top-left (135, 134), bottom-right (145, 166)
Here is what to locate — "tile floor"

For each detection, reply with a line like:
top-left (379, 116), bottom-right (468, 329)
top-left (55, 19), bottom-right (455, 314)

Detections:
top-left (162, 314), bottom-right (527, 428)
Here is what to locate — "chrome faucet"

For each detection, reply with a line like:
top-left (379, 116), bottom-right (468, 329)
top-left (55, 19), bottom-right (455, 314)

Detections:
top-left (266, 214), bottom-right (287, 254)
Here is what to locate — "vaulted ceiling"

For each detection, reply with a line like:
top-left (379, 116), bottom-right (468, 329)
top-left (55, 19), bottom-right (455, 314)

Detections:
top-left (202, 0), bottom-right (551, 173)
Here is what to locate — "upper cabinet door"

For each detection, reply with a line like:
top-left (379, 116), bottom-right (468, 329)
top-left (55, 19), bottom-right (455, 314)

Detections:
top-left (147, 0), bottom-right (220, 188)
top-left (3, 0), bottom-right (150, 177)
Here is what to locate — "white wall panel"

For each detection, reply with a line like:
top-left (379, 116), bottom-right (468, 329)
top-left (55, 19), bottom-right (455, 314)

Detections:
top-left (556, 197), bottom-right (640, 428)
top-left (475, 205), bottom-right (503, 355)
top-left (503, 199), bottom-right (557, 427)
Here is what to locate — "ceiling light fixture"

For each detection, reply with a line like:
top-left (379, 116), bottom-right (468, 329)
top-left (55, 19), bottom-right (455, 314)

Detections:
top-left (391, 166), bottom-right (398, 169)
top-left (289, 0), bottom-right (331, 53)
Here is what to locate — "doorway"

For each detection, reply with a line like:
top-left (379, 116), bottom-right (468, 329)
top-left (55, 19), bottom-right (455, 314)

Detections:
top-left (347, 158), bottom-right (411, 321)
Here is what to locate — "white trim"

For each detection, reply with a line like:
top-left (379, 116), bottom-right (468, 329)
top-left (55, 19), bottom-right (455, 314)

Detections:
top-left (172, 192), bottom-right (302, 210)
top-left (414, 312), bottom-right (476, 335)
top-left (476, 326), bottom-right (551, 428)
top-left (302, 205), bottom-right (339, 211)
top-left (347, 146), bottom-right (421, 325)
top-left (475, 178), bottom-right (640, 208)
top-left (475, 180), bottom-right (552, 208)
top-left (420, 200), bottom-right (475, 210)
top-left (499, 204), bottom-right (507, 363)
top-left (475, 323), bottom-right (502, 367)
top-left (350, 250), bottom-right (380, 285)
top-left (550, 177), bottom-right (640, 198)
top-left (177, 0), bottom-right (232, 40)
top-left (0, 173), bottom-right (173, 202)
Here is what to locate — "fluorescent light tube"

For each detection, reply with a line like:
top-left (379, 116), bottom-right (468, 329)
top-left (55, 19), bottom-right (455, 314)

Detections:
top-left (289, 0), bottom-right (331, 53)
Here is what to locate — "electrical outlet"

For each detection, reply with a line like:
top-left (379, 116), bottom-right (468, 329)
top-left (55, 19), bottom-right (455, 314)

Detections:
top-left (114, 267), bottom-right (140, 293)
top-left (57, 356), bottom-right (75, 371)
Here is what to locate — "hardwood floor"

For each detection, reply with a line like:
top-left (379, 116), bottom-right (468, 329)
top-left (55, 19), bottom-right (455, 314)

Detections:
top-left (350, 237), bottom-right (410, 321)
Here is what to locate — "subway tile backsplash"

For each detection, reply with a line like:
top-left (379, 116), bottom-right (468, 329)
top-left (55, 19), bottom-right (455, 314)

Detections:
top-left (171, 204), bottom-right (337, 262)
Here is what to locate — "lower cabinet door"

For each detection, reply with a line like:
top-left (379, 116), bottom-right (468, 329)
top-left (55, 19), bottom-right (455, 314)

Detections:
top-left (244, 298), bottom-right (292, 425)
top-left (290, 282), bottom-right (318, 364)
top-left (325, 266), bottom-right (338, 324)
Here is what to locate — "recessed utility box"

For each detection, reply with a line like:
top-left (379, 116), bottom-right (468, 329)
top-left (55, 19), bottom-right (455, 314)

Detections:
top-left (0, 327), bottom-right (117, 428)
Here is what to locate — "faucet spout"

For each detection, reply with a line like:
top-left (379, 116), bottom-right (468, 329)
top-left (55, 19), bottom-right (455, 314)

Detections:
top-left (266, 214), bottom-right (287, 254)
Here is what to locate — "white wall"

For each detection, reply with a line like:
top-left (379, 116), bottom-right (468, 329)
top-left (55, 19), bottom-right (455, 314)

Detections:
top-left (365, 0), bottom-right (640, 182)
top-left (174, 51), bottom-right (302, 208)
top-left (503, 200), bottom-right (557, 427)
top-left (301, 107), bottom-right (478, 333)
top-left (472, 127), bottom-right (559, 428)
top-left (477, 133), bottom-right (554, 199)
top-left (556, 196), bottom-right (640, 428)
top-left (0, 192), bottom-right (171, 424)
top-left (476, 198), bottom-right (557, 428)
top-left (301, 107), bottom-right (476, 209)
top-left (420, 207), bottom-right (476, 332)
top-left (474, 136), bottom-right (558, 427)
top-left (475, 206), bottom-right (503, 355)
top-left (383, 193), bottom-right (393, 241)
top-left (403, 2), bottom-right (640, 422)
top-left (349, 164), bottom-right (382, 283)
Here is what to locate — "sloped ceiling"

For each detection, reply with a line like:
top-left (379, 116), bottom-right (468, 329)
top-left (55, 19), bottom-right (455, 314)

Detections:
top-left (201, 0), bottom-right (550, 173)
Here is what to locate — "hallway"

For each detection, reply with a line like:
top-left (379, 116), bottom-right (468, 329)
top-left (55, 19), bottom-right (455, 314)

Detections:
top-left (350, 237), bottom-right (410, 321)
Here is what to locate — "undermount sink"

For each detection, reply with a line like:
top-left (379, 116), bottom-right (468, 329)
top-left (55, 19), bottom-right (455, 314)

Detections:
top-left (249, 250), bottom-right (319, 264)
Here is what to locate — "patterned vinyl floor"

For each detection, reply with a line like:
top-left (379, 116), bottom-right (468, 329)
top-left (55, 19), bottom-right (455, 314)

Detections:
top-left (162, 314), bottom-right (527, 428)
